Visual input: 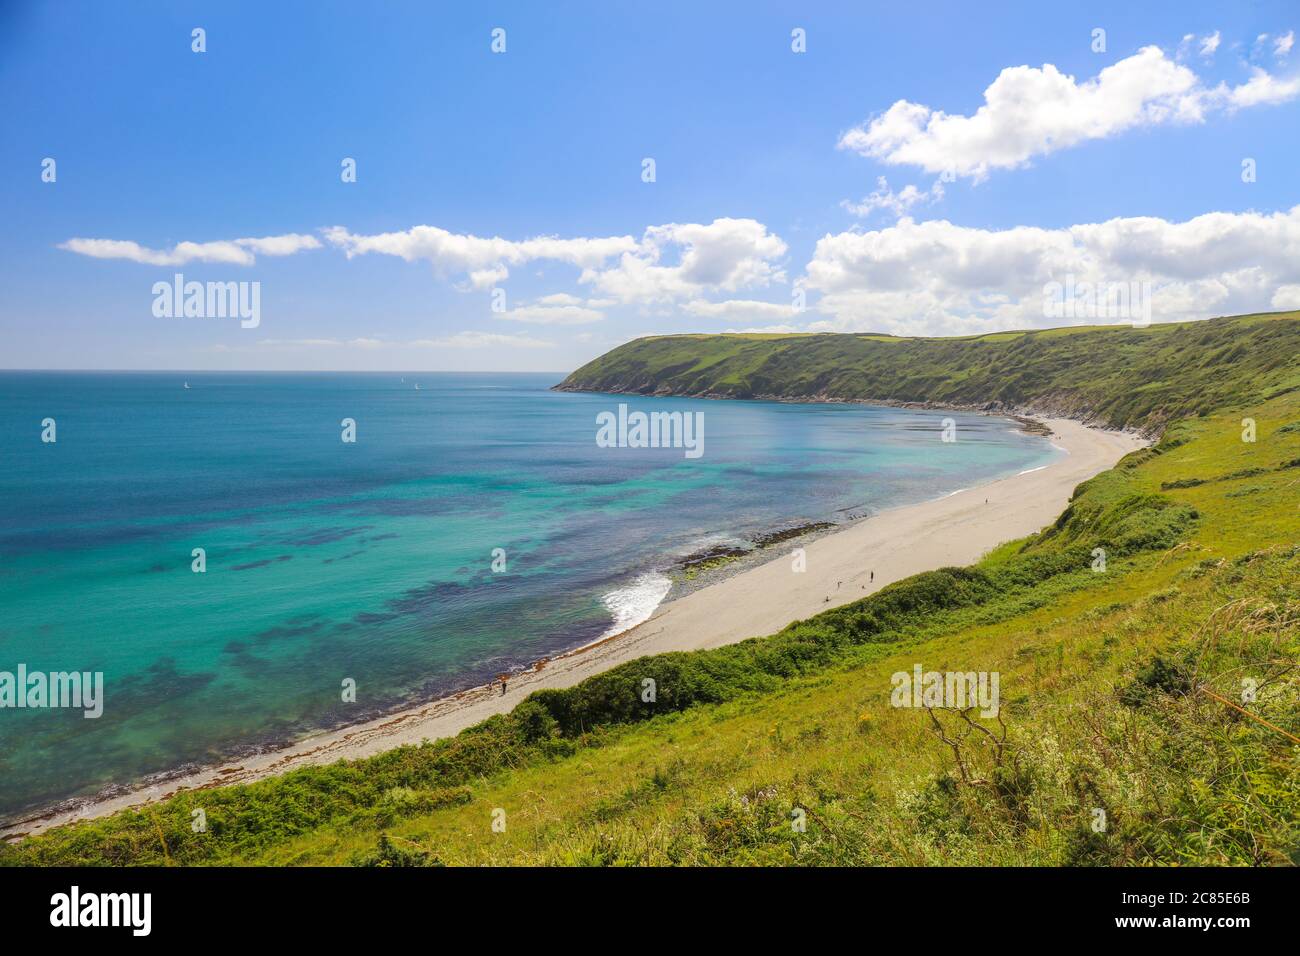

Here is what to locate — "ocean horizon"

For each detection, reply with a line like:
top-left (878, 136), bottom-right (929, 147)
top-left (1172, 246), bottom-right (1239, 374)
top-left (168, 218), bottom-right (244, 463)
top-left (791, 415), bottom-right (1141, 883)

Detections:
top-left (0, 370), bottom-right (1060, 821)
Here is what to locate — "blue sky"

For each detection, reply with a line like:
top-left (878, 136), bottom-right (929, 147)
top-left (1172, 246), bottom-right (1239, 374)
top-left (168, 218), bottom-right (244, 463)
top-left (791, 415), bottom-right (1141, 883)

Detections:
top-left (3, 0), bottom-right (1299, 371)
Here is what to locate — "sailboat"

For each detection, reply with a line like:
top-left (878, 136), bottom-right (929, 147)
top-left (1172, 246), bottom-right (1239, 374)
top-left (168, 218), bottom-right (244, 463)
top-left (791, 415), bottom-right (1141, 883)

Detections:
top-left (414, 383), bottom-right (421, 390)
top-left (183, 382), bottom-right (191, 390)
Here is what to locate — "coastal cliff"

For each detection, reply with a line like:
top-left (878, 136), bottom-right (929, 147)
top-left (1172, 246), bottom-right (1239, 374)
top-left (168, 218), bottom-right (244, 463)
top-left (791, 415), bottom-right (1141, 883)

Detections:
top-left (555, 312), bottom-right (1300, 437)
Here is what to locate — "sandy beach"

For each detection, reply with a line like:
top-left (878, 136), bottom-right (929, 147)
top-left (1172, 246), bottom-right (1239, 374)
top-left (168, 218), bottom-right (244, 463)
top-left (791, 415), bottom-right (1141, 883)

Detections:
top-left (3, 416), bottom-right (1147, 839)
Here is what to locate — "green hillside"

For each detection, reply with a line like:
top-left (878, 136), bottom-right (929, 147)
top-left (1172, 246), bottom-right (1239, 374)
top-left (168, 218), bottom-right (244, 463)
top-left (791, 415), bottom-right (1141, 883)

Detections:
top-left (4, 314), bottom-right (1299, 867)
top-left (557, 312), bottom-right (1300, 434)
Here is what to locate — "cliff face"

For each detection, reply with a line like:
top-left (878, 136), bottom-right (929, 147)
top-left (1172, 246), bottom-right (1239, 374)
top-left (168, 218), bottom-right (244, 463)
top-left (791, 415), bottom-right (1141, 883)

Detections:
top-left (555, 313), bottom-right (1300, 437)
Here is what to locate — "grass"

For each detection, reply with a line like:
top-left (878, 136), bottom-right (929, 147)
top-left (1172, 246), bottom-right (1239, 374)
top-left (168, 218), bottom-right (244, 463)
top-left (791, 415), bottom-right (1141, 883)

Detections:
top-left (4, 314), bottom-right (1299, 867)
top-left (556, 311), bottom-right (1300, 434)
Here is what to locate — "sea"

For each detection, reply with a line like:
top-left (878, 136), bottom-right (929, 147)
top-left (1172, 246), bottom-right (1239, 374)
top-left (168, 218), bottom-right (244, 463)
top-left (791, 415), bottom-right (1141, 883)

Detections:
top-left (0, 371), bottom-right (1061, 820)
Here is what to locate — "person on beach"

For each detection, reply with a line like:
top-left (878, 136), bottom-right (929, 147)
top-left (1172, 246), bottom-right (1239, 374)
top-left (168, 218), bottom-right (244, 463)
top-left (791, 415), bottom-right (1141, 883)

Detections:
top-left (500, 677), bottom-right (508, 696)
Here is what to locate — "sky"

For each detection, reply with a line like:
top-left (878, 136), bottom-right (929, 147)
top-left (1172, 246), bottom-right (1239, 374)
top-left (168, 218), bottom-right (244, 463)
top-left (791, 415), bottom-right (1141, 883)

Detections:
top-left (3, 0), bottom-right (1299, 372)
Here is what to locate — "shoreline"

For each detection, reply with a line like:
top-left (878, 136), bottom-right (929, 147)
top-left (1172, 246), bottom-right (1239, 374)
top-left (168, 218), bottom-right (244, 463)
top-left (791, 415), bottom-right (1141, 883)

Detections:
top-left (2, 414), bottom-right (1148, 841)
top-left (548, 384), bottom-right (1163, 440)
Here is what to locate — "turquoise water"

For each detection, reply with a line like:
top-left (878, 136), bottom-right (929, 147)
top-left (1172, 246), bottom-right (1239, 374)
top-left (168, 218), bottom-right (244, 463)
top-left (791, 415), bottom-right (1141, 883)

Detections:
top-left (0, 371), bottom-right (1059, 819)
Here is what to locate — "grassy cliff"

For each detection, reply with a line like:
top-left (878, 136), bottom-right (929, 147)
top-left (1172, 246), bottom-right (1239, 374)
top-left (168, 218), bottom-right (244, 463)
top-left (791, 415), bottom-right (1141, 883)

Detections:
top-left (5, 314), bottom-right (1299, 866)
top-left (557, 312), bottom-right (1300, 435)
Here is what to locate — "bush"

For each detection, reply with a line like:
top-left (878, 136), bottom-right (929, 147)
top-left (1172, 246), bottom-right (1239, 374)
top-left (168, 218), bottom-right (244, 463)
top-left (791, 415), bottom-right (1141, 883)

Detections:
top-left (1118, 655), bottom-right (1191, 708)
top-left (349, 833), bottom-right (443, 867)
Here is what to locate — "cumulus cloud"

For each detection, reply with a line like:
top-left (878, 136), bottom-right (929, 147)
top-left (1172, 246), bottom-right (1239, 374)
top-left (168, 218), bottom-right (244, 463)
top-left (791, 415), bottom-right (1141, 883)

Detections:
top-left (499, 300), bottom-right (606, 325)
top-left (683, 298), bottom-right (797, 322)
top-left (64, 220), bottom-right (790, 325)
top-left (1277, 31), bottom-right (1295, 58)
top-left (59, 234), bottom-right (322, 266)
top-left (534, 293), bottom-right (583, 306)
top-left (579, 218), bottom-right (787, 303)
top-left (1272, 284), bottom-right (1300, 310)
top-left (320, 219), bottom-right (787, 303)
top-left (803, 205), bottom-right (1300, 336)
top-left (837, 45), bottom-right (1300, 179)
top-left (1199, 31), bottom-right (1221, 57)
top-left (1223, 67), bottom-right (1300, 107)
top-left (841, 176), bottom-right (945, 219)
top-left (322, 224), bottom-right (637, 289)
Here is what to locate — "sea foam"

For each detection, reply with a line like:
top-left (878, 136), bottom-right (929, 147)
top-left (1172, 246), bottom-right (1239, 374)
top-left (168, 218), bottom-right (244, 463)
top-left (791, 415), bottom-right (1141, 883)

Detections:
top-left (599, 573), bottom-right (673, 639)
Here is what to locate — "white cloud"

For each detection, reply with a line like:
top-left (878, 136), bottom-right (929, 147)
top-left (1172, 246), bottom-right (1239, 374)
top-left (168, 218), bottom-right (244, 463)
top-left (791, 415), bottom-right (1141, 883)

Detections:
top-left (59, 233), bottom-right (321, 266)
top-left (837, 45), bottom-right (1300, 179)
top-left (580, 218), bottom-right (787, 304)
top-left (499, 302), bottom-right (605, 325)
top-left (1277, 31), bottom-right (1295, 58)
top-left (1272, 284), bottom-right (1300, 309)
top-left (723, 324), bottom-right (807, 334)
top-left (1221, 67), bottom-right (1300, 107)
top-left (322, 219), bottom-right (786, 303)
top-left (254, 337), bottom-right (409, 350)
top-left (492, 292), bottom-right (610, 325)
top-left (234, 235), bottom-right (324, 257)
top-left (534, 292), bottom-right (584, 306)
top-left (322, 224), bottom-right (637, 289)
top-left (803, 205), bottom-right (1300, 335)
top-left (258, 338), bottom-right (346, 347)
top-left (409, 331), bottom-right (554, 349)
top-left (63, 220), bottom-right (789, 319)
top-left (841, 176), bottom-right (945, 219)
top-left (1199, 31), bottom-right (1221, 57)
top-left (254, 334), bottom-right (548, 350)
top-left (683, 298), bottom-right (797, 322)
